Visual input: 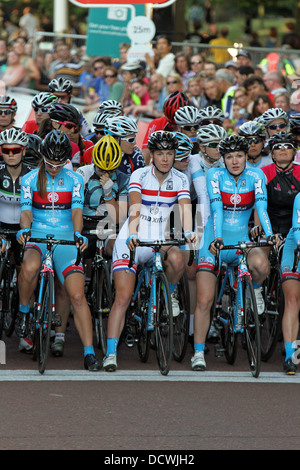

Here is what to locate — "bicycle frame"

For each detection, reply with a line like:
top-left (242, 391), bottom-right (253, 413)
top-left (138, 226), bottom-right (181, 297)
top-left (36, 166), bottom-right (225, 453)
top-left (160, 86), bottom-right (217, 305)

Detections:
top-left (130, 248), bottom-right (165, 332)
top-left (216, 250), bottom-right (252, 334)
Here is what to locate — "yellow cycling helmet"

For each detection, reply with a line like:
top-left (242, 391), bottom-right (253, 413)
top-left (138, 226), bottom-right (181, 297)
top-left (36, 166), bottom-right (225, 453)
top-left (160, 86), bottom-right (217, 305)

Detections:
top-left (92, 134), bottom-right (122, 171)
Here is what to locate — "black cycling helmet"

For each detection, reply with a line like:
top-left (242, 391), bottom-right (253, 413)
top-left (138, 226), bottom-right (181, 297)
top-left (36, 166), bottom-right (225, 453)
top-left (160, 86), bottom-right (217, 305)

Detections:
top-left (288, 113), bottom-right (300, 134)
top-left (49, 103), bottom-right (81, 125)
top-left (41, 129), bottom-right (72, 162)
top-left (218, 135), bottom-right (249, 158)
top-left (23, 134), bottom-right (43, 167)
top-left (147, 131), bottom-right (178, 152)
top-left (268, 131), bottom-right (297, 151)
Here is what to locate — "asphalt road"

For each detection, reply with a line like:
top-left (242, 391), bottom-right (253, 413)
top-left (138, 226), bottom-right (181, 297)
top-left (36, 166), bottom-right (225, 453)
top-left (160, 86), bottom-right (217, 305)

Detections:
top-left (1, 319), bottom-right (299, 452)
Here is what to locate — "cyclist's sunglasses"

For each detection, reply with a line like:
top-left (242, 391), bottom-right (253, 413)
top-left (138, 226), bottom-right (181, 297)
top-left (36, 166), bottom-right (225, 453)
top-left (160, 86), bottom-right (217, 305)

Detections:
top-left (200, 119), bottom-right (223, 126)
top-left (0, 109), bottom-right (14, 116)
top-left (95, 128), bottom-right (105, 135)
top-left (267, 123), bottom-right (287, 130)
top-left (44, 158), bottom-right (66, 168)
top-left (206, 142), bottom-right (219, 149)
top-left (182, 124), bottom-right (200, 131)
top-left (52, 119), bottom-right (80, 132)
top-left (1, 146), bottom-right (23, 155)
top-left (272, 143), bottom-right (295, 150)
top-left (246, 137), bottom-right (264, 145)
top-left (33, 106), bottom-right (50, 113)
top-left (122, 136), bottom-right (136, 143)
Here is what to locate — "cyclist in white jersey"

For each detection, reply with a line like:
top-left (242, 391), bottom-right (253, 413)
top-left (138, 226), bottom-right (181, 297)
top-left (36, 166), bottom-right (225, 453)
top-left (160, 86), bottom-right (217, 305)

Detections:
top-left (103, 131), bottom-right (196, 372)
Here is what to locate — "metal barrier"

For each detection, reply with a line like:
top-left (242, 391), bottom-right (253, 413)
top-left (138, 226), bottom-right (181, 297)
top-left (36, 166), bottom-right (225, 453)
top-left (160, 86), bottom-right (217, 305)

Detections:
top-left (32, 31), bottom-right (88, 58)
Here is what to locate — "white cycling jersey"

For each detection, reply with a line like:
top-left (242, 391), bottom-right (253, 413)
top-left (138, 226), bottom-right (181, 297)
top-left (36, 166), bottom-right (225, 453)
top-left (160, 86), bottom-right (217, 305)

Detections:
top-left (112, 165), bottom-right (190, 273)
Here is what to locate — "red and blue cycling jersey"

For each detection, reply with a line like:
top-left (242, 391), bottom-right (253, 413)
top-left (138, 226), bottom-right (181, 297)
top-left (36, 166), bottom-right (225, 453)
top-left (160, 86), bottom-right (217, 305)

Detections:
top-left (207, 166), bottom-right (272, 242)
top-left (197, 166), bottom-right (273, 273)
top-left (20, 167), bottom-right (84, 240)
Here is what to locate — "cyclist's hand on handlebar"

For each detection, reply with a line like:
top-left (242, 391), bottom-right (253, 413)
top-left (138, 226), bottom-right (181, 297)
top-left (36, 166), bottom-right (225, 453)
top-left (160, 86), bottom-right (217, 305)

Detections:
top-left (209, 237), bottom-right (224, 256)
top-left (267, 233), bottom-right (283, 248)
top-left (16, 227), bottom-right (31, 245)
top-left (184, 231), bottom-right (197, 244)
top-left (74, 231), bottom-right (88, 252)
top-left (250, 225), bottom-right (262, 241)
top-left (126, 234), bottom-right (140, 251)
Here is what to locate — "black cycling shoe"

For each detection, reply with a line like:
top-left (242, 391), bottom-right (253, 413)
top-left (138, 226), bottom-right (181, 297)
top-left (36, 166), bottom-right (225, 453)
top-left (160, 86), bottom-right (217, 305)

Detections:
top-left (283, 358), bottom-right (297, 375)
top-left (84, 354), bottom-right (102, 371)
top-left (15, 312), bottom-right (29, 338)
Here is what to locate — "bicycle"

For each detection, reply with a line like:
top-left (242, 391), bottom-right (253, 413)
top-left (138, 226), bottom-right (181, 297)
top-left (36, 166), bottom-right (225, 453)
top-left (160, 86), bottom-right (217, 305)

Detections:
top-left (260, 240), bottom-right (285, 361)
top-left (127, 238), bottom-right (186, 376)
top-left (213, 240), bottom-right (272, 378)
top-left (23, 234), bottom-right (82, 374)
top-left (83, 229), bottom-right (114, 357)
top-left (0, 229), bottom-right (19, 339)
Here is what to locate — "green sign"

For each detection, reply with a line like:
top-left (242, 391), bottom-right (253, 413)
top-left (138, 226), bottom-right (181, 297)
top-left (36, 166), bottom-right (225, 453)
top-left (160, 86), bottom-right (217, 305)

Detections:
top-left (86, 5), bottom-right (145, 57)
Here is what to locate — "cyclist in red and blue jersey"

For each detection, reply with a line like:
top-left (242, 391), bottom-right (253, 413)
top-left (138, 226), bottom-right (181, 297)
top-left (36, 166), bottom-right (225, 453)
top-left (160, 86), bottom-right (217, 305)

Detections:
top-left (103, 131), bottom-right (196, 372)
top-left (280, 192), bottom-right (300, 374)
top-left (192, 135), bottom-right (279, 372)
top-left (16, 129), bottom-right (101, 371)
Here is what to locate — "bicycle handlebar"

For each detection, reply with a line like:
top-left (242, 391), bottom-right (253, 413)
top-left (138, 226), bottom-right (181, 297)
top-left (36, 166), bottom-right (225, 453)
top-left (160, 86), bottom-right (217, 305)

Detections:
top-left (22, 236), bottom-right (83, 266)
top-left (82, 229), bottom-right (115, 238)
top-left (128, 238), bottom-right (192, 270)
top-left (214, 240), bottom-right (273, 272)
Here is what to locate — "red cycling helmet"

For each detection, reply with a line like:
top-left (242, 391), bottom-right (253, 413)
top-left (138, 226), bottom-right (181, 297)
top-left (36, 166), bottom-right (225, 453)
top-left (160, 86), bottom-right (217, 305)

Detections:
top-left (163, 91), bottom-right (190, 123)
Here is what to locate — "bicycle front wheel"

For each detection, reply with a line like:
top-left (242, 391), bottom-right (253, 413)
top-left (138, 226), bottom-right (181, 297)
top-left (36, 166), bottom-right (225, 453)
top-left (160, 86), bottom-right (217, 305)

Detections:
top-left (4, 264), bottom-right (19, 337)
top-left (36, 273), bottom-right (54, 374)
top-left (173, 272), bottom-right (190, 362)
top-left (260, 266), bottom-right (283, 361)
top-left (95, 261), bottom-right (112, 357)
top-left (154, 272), bottom-right (173, 376)
top-left (243, 276), bottom-right (261, 378)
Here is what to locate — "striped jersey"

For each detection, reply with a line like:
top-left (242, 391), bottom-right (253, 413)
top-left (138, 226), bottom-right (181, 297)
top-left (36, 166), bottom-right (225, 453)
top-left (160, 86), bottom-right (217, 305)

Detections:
top-left (128, 165), bottom-right (190, 240)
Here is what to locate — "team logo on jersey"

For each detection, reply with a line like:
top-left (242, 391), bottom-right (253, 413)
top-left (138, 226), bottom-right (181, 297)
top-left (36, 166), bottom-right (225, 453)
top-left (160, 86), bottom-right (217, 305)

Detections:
top-left (297, 209), bottom-right (300, 224)
top-left (58, 178), bottom-right (64, 186)
top-left (48, 192), bottom-right (59, 203)
top-left (22, 185), bottom-right (32, 199)
top-left (166, 181), bottom-right (173, 190)
top-left (72, 183), bottom-right (82, 198)
top-left (230, 193), bottom-right (241, 205)
top-left (3, 180), bottom-right (9, 189)
top-left (254, 180), bottom-right (263, 195)
top-left (210, 179), bottom-right (220, 194)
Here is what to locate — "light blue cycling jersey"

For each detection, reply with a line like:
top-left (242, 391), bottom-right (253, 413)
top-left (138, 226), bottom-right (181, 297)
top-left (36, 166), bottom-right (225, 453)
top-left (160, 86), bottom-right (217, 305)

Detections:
top-left (207, 166), bottom-right (272, 243)
top-left (20, 167), bottom-right (84, 240)
top-left (197, 166), bottom-right (273, 273)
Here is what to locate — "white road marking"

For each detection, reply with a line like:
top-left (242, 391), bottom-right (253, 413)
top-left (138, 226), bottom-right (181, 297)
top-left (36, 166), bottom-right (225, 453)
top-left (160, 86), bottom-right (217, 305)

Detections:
top-left (0, 369), bottom-right (299, 383)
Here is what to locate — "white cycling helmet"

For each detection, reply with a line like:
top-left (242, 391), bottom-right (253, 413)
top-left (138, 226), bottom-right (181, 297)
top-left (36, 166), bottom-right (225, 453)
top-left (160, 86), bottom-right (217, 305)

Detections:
top-left (32, 92), bottom-right (58, 109)
top-left (0, 95), bottom-right (17, 111)
top-left (97, 100), bottom-right (123, 116)
top-left (198, 106), bottom-right (224, 124)
top-left (196, 124), bottom-right (228, 145)
top-left (104, 115), bottom-right (138, 138)
top-left (174, 105), bottom-right (201, 126)
top-left (259, 107), bottom-right (289, 126)
top-left (0, 128), bottom-right (29, 147)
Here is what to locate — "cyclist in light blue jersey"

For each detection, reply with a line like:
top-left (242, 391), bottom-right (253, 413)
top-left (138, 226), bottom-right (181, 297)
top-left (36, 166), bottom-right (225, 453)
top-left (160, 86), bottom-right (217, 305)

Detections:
top-left (16, 129), bottom-right (101, 371)
top-left (280, 192), bottom-right (300, 374)
top-left (192, 135), bottom-right (280, 371)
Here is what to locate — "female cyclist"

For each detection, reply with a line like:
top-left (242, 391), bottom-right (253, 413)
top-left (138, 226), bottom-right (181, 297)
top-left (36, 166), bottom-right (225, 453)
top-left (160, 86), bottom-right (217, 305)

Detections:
top-left (193, 135), bottom-right (277, 371)
top-left (15, 129), bottom-right (101, 371)
top-left (103, 131), bottom-right (196, 372)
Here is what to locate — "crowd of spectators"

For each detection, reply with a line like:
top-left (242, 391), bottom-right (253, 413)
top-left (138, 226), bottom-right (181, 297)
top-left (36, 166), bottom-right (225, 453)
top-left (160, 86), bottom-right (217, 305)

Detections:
top-left (1, 6), bottom-right (300, 133)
